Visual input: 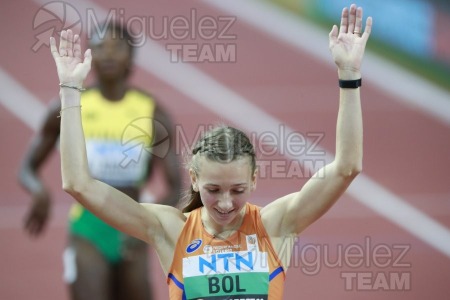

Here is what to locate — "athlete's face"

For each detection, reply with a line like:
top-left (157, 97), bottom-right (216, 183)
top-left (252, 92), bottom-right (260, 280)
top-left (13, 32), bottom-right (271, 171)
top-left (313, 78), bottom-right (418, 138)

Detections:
top-left (190, 156), bottom-right (256, 229)
top-left (89, 29), bottom-right (132, 80)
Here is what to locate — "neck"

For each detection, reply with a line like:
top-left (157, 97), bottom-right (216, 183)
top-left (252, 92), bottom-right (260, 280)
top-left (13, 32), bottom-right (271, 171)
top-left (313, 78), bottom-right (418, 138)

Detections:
top-left (97, 78), bottom-right (128, 101)
top-left (201, 205), bottom-right (247, 239)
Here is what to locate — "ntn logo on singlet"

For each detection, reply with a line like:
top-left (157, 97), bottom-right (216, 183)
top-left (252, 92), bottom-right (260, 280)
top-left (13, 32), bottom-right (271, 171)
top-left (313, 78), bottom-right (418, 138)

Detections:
top-left (183, 251), bottom-right (269, 277)
top-left (199, 252), bottom-right (253, 274)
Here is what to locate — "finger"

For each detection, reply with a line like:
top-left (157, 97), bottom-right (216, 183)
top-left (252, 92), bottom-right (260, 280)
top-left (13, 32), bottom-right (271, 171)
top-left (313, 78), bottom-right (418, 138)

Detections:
top-left (83, 49), bottom-right (92, 68)
top-left (329, 24), bottom-right (338, 47)
top-left (348, 4), bottom-right (357, 34)
top-left (73, 34), bottom-right (82, 59)
top-left (50, 36), bottom-right (60, 60)
top-left (362, 16), bottom-right (373, 41)
top-left (339, 7), bottom-right (349, 35)
top-left (66, 29), bottom-right (74, 57)
top-left (354, 7), bottom-right (363, 36)
top-left (59, 30), bottom-right (68, 56)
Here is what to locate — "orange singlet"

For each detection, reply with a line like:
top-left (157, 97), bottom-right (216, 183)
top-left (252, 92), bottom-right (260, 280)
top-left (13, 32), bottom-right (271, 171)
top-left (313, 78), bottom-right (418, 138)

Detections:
top-left (168, 203), bottom-right (285, 300)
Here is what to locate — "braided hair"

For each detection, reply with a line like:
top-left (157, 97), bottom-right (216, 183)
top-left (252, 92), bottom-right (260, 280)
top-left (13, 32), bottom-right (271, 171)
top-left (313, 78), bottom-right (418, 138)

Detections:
top-left (183, 126), bottom-right (256, 213)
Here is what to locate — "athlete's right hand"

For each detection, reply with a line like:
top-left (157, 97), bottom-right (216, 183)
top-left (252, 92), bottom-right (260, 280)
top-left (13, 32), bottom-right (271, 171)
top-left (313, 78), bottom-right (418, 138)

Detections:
top-left (24, 190), bottom-right (51, 237)
top-left (50, 29), bottom-right (92, 88)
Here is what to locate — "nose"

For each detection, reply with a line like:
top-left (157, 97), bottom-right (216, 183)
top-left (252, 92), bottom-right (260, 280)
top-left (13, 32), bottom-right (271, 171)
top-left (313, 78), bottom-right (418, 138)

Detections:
top-left (217, 193), bottom-right (233, 212)
top-left (101, 45), bottom-right (116, 58)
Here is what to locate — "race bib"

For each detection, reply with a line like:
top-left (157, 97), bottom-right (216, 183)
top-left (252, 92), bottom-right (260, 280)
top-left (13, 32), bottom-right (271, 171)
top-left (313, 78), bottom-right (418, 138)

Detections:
top-left (182, 250), bottom-right (269, 300)
top-left (86, 140), bottom-right (150, 186)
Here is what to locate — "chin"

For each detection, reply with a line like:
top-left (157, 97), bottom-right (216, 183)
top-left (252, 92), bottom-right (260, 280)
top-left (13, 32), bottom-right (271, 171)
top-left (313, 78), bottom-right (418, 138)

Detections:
top-left (98, 71), bottom-right (121, 80)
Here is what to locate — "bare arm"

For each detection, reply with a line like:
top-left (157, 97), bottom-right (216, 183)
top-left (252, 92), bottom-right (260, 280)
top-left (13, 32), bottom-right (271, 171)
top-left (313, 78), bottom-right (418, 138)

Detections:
top-left (262, 5), bottom-right (373, 237)
top-left (51, 30), bottom-right (184, 246)
top-left (18, 100), bottom-right (60, 236)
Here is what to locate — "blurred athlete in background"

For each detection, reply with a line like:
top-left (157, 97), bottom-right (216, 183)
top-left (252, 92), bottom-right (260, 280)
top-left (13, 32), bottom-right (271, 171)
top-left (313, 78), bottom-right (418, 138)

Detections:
top-left (19, 21), bottom-right (182, 300)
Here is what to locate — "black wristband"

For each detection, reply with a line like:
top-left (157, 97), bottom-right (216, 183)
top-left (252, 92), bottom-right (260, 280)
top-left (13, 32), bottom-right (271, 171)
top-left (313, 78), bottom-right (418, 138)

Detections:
top-left (339, 78), bottom-right (362, 89)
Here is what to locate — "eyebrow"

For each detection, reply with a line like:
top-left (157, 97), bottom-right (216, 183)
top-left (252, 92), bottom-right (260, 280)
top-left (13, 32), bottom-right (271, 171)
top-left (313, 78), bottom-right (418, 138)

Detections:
top-left (204, 183), bottom-right (248, 187)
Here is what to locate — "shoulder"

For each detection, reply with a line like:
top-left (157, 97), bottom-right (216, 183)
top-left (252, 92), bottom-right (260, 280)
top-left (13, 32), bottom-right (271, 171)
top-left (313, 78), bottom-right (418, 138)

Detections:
top-left (127, 87), bottom-right (158, 102)
top-left (126, 87), bottom-right (170, 115)
top-left (127, 87), bottom-right (167, 114)
top-left (142, 204), bottom-right (186, 241)
top-left (259, 193), bottom-right (298, 238)
top-left (243, 203), bottom-right (264, 224)
top-left (126, 87), bottom-right (175, 132)
top-left (246, 202), bottom-right (262, 214)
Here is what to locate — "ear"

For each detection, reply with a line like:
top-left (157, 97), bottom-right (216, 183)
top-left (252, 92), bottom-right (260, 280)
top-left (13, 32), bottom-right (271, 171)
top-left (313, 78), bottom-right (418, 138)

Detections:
top-left (189, 169), bottom-right (199, 192)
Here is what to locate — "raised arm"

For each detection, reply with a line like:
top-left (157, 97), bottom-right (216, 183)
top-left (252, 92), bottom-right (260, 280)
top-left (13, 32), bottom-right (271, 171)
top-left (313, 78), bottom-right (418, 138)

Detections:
top-left (51, 30), bottom-right (184, 246)
top-left (262, 4), bottom-right (372, 237)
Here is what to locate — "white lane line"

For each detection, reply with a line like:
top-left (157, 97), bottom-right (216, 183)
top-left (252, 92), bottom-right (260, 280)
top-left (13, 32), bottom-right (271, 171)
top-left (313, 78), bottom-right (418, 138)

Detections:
top-left (26, 0), bottom-right (450, 258)
top-left (204, 0), bottom-right (450, 127)
top-left (0, 67), bottom-right (46, 129)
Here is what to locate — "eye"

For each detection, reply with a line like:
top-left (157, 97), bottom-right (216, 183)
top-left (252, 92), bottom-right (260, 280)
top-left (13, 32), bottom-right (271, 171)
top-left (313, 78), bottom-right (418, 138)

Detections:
top-left (207, 189), bottom-right (219, 194)
top-left (232, 188), bottom-right (246, 194)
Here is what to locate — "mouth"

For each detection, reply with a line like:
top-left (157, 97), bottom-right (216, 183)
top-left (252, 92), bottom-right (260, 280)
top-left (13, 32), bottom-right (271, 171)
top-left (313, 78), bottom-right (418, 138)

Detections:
top-left (215, 208), bottom-right (235, 216)
top-left (100, 62), bottom-right (117, 68)
top-left (98, 60), bottom-right (120, 70)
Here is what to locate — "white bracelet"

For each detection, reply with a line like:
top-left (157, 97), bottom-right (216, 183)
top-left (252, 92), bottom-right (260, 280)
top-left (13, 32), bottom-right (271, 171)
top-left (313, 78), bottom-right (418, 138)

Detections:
top-left (57, 105), bottom-right (82, 118)
top-left (59, 83), bottom-right (86, 92)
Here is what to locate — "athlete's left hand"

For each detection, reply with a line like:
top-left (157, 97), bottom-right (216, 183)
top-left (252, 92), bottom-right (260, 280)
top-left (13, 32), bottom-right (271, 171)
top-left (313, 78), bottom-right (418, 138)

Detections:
top-left (329, 4), bottom-right (372, 78)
